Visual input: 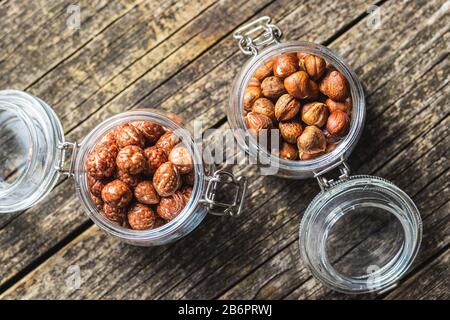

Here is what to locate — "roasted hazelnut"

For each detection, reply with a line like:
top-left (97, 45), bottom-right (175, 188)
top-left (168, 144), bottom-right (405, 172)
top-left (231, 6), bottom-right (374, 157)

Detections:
top-left (243, 86), bottom-right (262, 111)
top-left (297, 125), bottom-right (327, 154)
top-left (156, 188), bottom-right (190, 221)
top-left (144, 146), bottom-right (168, 175)
top-left (116, 169), bottom-right (140, 188)
top-left (103, 203), bottom-right (127, 226)
top-left (253, 59), bottom-right (274, 81)
top-left (299, 151), bottom-right (324, 160)
top-left (155, 131), bottom-right (180, 155)
top-left (247, 77), bottom-right (261, 88)
top-left (154, 217), bottom-right (166, 228)
top-left (301, 102), bottom-right (329, 127)
top-left (278, 142), bottom-right (299, 160)
top-left (279, 120), bottom-right (303, 144)
top-left (127, 203), bottom-right (156, 230)
top-left (91, 194), bottom-right (104, 210)
top-left (261, 76), bottom-right (286, 99)
top-left (134, 180), bottom-right (160, 205)
top-left (87, 147), bottom-right (116, 179)
top-left (101, 179), bottom-right (133, 208)
top-left (273, 53), bottom-right (298, 78)
top-left (245, 112), bottom-right (273, 136)
top-left (323, 129), bottom-right (341, 144)
top-left (326, 111), bottom-right (350, 136)
top-left (252, 98), bottom-right (276, 122)
top-left (132, 121), bottom-right (165, 145)
top-left (182, 170), bottom-right (195, 186)
top-left (153, 162), bottom-right (182, 197)
top-left (319, 69), bottom-right (349, 101)
top-left (115, 124), bottom-right (145, 148)
top-left (168, 145), bottom-right (194, 174)
top-left (116, 145), bottom-right (146, 175)
top-left (325, 142), bottom-right (338, 153)
top-left (296, 52), bottom-right (308, 60)
top-left (274, 94), bottom-right (300, 122)
top-left (325, 97), bottom-right (352, 115)
top-left (96, 130), bottom-right (119, 157)
top-left (284, 71), bottom-right (319, 100)
top-left (87, 175), bottom-right (107, 197)
top-left (304, 54), bottom-right (326, 80)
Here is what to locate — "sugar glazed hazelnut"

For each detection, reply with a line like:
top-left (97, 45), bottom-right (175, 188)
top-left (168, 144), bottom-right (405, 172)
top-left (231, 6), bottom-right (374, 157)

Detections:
top-left (243, 52), bottom-right (353, 161)
top-left (86, 120), bottom-right (195, 231)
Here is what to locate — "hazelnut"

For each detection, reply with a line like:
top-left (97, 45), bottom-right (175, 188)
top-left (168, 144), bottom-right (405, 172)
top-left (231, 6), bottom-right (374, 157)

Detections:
top-left (284, 71), bottom-right (319, 99)
top-left (153, 162), bottom-right (182, 197)
top-left (134, 180), bottom-right (160, 205)
top-left (156, 188), bottom-right (190, 221)
top-left (326, 111), bottom-right (350, 136)
top-left (273, 53), bottom-right (298, 78)
top-left (144, 146), bottom-right (168, 175)
top-left (304, 54), bottom-right (326, 80)
top-left (116, 145), bottom-right (146, 175)
top-left (247, 77), bottom-right (261, 88)
top-left (96, 130), bottom-right (119, 157)
top-left (325, 142), bottom-right (338, 153)
top-left (319, 69), bottom-right (349, 101)
top-left (101, 179), bottom-right (133, 208)
top-left (253, 59), bottom-right (274, 81)
top-left (278, 142), bottom-right (299, 160)
top-left (182, 170), bottom-right (195, 186)
top-left (115, 124), bottom-right (145, 148)
top-left (299, 151), bottom-right (324, 160)
top-left (87, 175), bottom-right (107, 197)
top-left (301, 102), bottom-right (329, 127)
top-left (154, 217), bottom-right (166, 229)
top-left (274, 94), bottom-right (300, 122)
top-left (116, 169), bottom-right (140, 188)
top-left (103, 203), bottom-right (127, 226)
top-left (131, 121), bottom-right (165, 145)
top-left (296, 52), bottom-right (308, 60)
top-left (168, 145), bottom-right (194, 174)
top-left (323, 129), bottom-right (341, 144)
top-left (297, 126), bottom-right (327, 154)
top-left (127, 203), bottom-right (156, 230)
top-left (245, 112), bottom-right (273, 136)
top-left (261, 76), bottom-right (286, 99)
top-left (155, 131), bottom-right (180, 155)
top-left (91, 194), bottom-right (104, 210)
top-left (325, 97), bottom-right (352, 115)
top-left (252, 98), bottom-right (276, 122)
top-left (279, 120), bottom-right (303, 144)
top-left (86, 147), bottom-right (116, 179)
top-left (243, 86), bottom-right (262, 111)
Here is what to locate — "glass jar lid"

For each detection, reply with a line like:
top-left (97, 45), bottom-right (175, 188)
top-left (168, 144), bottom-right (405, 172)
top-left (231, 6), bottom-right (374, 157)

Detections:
top-left (0, 90), bottom-right (64, 213)
top-left (299, 175), bottom-right (422, 294)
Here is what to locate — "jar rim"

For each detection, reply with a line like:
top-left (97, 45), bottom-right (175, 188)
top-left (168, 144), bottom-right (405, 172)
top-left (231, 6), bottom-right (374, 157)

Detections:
top-left (73, 110), bottom-right (207, 243)
top-left (228, 41), bottom-right (366, 177)
top-left (0, 90), bottom-right (64, 213)
top-left (298, 175), bottom-right (422, 294)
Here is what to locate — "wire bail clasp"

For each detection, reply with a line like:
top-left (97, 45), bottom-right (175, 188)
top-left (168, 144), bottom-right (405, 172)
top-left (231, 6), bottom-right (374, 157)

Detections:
top-left (56, 141), bottom-right (79, 177)
top-left (200, 170), bottom-right (248, 217)
top-left (314, 157), bottom-right (351, 191)
top-left (233, 16), bottom-right (282, 56)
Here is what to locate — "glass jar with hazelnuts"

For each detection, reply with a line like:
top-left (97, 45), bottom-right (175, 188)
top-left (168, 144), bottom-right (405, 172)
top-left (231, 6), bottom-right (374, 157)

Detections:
top-left (0, 90), bottom-right (247, 246)
top-left (228, 17), bottom-right (422, 294)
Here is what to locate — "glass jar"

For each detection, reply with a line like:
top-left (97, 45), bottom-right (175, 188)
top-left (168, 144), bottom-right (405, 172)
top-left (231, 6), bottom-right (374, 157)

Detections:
top-left (228, 17), bottom-right (422, 294)
top-left (0, 90), bottom-right (247, 246)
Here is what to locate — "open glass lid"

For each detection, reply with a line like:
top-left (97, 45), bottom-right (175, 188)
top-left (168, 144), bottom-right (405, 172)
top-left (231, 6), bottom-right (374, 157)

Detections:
top-left (299, 174), bottom-right (422, 294)
top-left (0, 90), bottom-right (65, 213)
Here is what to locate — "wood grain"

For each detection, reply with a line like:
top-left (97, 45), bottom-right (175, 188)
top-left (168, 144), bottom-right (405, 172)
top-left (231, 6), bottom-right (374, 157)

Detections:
top-left (0, 0), bottom-right (449, 299)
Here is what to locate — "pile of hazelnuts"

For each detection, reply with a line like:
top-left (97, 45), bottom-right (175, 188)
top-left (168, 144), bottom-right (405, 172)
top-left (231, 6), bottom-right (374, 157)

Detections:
top-left (86, 120), bottom-right (195, 230)
top-left (243, 52), bottom-right (352, 160)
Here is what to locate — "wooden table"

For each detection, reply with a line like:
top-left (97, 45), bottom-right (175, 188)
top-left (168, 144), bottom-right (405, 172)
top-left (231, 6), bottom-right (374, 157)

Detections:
top-left (0, 0), bottom-right (448, 300)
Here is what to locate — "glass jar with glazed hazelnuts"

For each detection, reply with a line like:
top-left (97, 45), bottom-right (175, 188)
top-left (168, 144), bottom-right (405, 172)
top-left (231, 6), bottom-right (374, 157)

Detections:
top-left (0, 90), bottom-right (247, 246)
top-left (228, 17), bottom-right (422, 294)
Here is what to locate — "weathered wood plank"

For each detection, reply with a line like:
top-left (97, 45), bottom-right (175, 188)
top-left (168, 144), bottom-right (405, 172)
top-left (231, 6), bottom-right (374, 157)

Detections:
top-left (0, 0), bottom-right (375, 295)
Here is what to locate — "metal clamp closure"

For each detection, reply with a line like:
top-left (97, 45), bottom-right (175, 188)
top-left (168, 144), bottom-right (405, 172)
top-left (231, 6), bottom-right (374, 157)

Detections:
top-left (200, 170), bottom-right (248, 217)
top-left (233, 16), bottom-right (282, 56)
top-left (314, 157), bottom-right (351, 191)
top-left (56, 141), bottom-right (79, 177)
